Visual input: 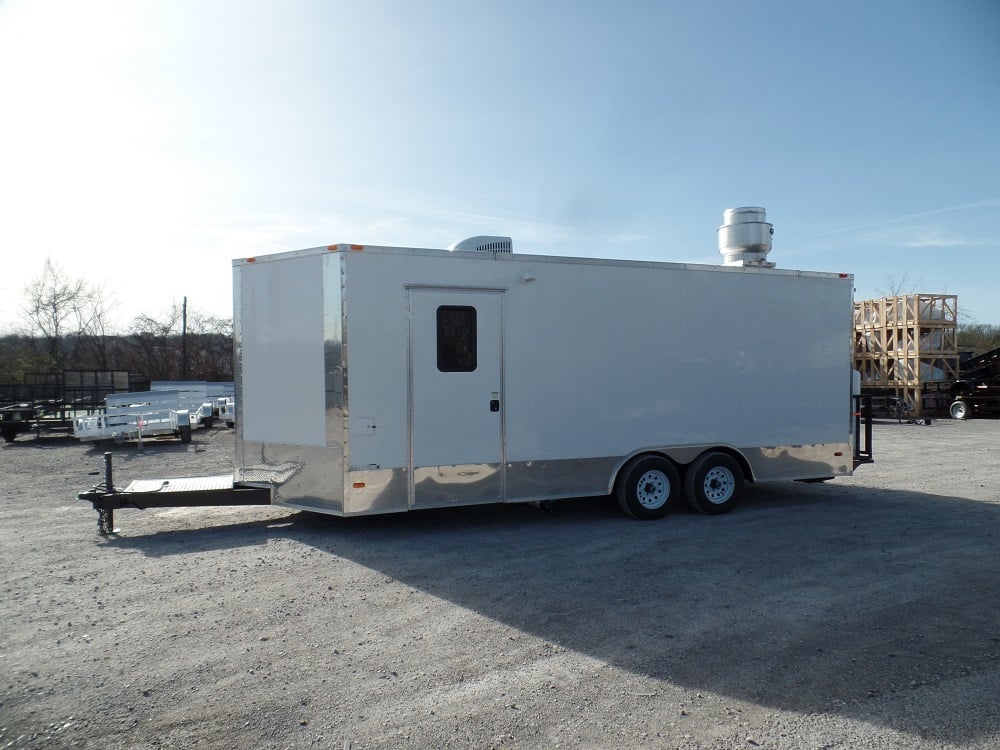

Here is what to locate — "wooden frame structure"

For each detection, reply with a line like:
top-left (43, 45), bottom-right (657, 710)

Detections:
top-left (853, 294), bottom-right (959, 416)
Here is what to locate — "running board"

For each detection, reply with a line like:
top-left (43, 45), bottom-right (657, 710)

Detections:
top-left (78, 452), bottom-right (272, 535)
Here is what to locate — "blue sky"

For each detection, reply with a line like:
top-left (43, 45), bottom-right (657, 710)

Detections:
top-left (1, 0), bottom-right (998, 331)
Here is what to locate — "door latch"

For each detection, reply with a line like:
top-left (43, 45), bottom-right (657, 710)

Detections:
top-left (489, 399), bottom-right (500, 412)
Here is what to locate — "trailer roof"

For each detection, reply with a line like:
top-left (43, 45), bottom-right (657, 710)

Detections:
top-left (233, 243), bottom-right (851, 281)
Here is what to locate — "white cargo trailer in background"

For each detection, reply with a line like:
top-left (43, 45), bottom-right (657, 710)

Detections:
top-left (230, 208), bottom-right (871, 520)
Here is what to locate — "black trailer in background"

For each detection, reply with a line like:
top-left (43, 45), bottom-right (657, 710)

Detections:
top-left (0, 370), bottom-right (144, 442)
top-left (949, 346), bottom-right (1000, 419)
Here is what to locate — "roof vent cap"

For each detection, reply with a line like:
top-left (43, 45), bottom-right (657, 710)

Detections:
top-left (448, 236), bottom-right (513, 253)
top-left (718, 207), bottom-right (775, 268)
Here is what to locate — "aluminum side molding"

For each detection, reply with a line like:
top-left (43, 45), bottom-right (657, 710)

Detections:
top-left (413, 464), bottom-right (504, 507)
top-left (506, 456), bottom-right (621, 500)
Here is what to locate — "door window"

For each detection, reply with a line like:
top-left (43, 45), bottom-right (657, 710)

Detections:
top-left (436, 305), bottom-right (477, 372)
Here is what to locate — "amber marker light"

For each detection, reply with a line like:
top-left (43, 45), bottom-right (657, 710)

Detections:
top-left (352, 482), bottom-right (366, 489)
top-left (246, 257), bottom-right (256, 263)
top-left (350, 244), bottom-right (364, 251)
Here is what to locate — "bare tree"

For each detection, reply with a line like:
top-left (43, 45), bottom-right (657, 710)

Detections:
top-left (184, 310), bottom-right (234, 381)
top-left (9, 266), bottom-right (234, 385)
top-left (957, 323), bottom-right (1000, 356)
top-left (0, 334), bottom-right (54, 385)
top-left (124, 305), bottom-right (185, 380)
top-left (120, 302), bottom-right (233, 381)
top-left (875, 273), bottom-right (925, 299)
top-left (21, 259), bottom-right (85, 367)
top-left (19, 258), bottom-right (116, 371)
top-left (72, 284), bottom-right (117, 370)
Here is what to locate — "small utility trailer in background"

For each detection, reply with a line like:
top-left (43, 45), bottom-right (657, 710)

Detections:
top-left (150, 381), bottom-right (234, 426)
top-left (79, 207), bottom-right (873, 533)
top-left (73, 390), bottom-right (194, 444)
top-left (220, 397), bottom-right (236, 428)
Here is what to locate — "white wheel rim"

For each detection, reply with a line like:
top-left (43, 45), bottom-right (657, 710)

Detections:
top-left (703, 466), bottom-right (735, 504)
top-left (636, 469), bottom-right (670, 509)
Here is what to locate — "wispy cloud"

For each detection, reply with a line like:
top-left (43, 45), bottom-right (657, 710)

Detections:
top-left (860, 224), bottom-right (997, 249)
top-left (819, 197), bottom-right (1000, 239)
top-left (882, 198), bottom-right (1000, 224)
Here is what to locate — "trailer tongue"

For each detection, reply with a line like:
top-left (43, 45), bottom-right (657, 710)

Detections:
top-left (78, 452), bottom-right (271, 535)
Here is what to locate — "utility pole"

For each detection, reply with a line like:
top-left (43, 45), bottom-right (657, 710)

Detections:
top-left (181, 296), bottom-right (188, 379)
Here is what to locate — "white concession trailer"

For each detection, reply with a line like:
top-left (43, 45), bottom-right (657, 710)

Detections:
top-left (80, 208), bottom-right (872, 532)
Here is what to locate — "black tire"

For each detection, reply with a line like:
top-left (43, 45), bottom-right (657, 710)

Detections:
top-left (949, 400), bottom-right (970, 420)
top-left (225, 421), bottom-right (235, 429)
top-left (684, 452), bottom-right (744, 515)
top-left (1, 426), bottom-right (17, 443)
top-left (179, 425), bottom-right (192, 443)
top-left (615, 454), bottom-right (681, 520)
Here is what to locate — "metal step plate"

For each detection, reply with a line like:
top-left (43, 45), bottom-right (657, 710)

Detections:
top-left (123, 474), bottom-right (235, 494)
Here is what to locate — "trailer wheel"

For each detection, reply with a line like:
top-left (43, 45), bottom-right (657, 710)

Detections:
top-left (684, 452), bottom-right (743, 515)
top-left (179, 425), bottom-right (192, 443)
top-left (949, 400), bottom-right (970, 420)
top-left (615, 455), bottom-right (680, 520)
top-left (1, 425), bottom-right (17, 443)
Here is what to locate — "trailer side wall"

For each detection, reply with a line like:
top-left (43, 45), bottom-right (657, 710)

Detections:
top-left (342, 248), bottom-right (853, 512)
top-left (235, 246), bottom-right (855, 516)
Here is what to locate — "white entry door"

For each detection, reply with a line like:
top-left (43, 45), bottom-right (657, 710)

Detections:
top-left (409, 289), bottom-right (504, 507)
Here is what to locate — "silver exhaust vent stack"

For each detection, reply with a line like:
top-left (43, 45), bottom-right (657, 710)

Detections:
top-left (718, 207), bottom-right (775, 267)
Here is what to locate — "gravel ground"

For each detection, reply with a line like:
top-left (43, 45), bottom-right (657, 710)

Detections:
top-left (1, 419), bottom-right (998, 749)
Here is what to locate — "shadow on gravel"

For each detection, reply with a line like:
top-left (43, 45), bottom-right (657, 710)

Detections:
top-left (1, 432), bottom-right (220, 453)
top-left (79, 431), bottom-right (226, 457)
top-left (1, 433), bottom-right (78, 448)
top-left (106, 482), bottom-right (1000, 743)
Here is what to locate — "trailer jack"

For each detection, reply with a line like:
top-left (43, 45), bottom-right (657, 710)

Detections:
top-left (78, 452), bottom-right (272, 536)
